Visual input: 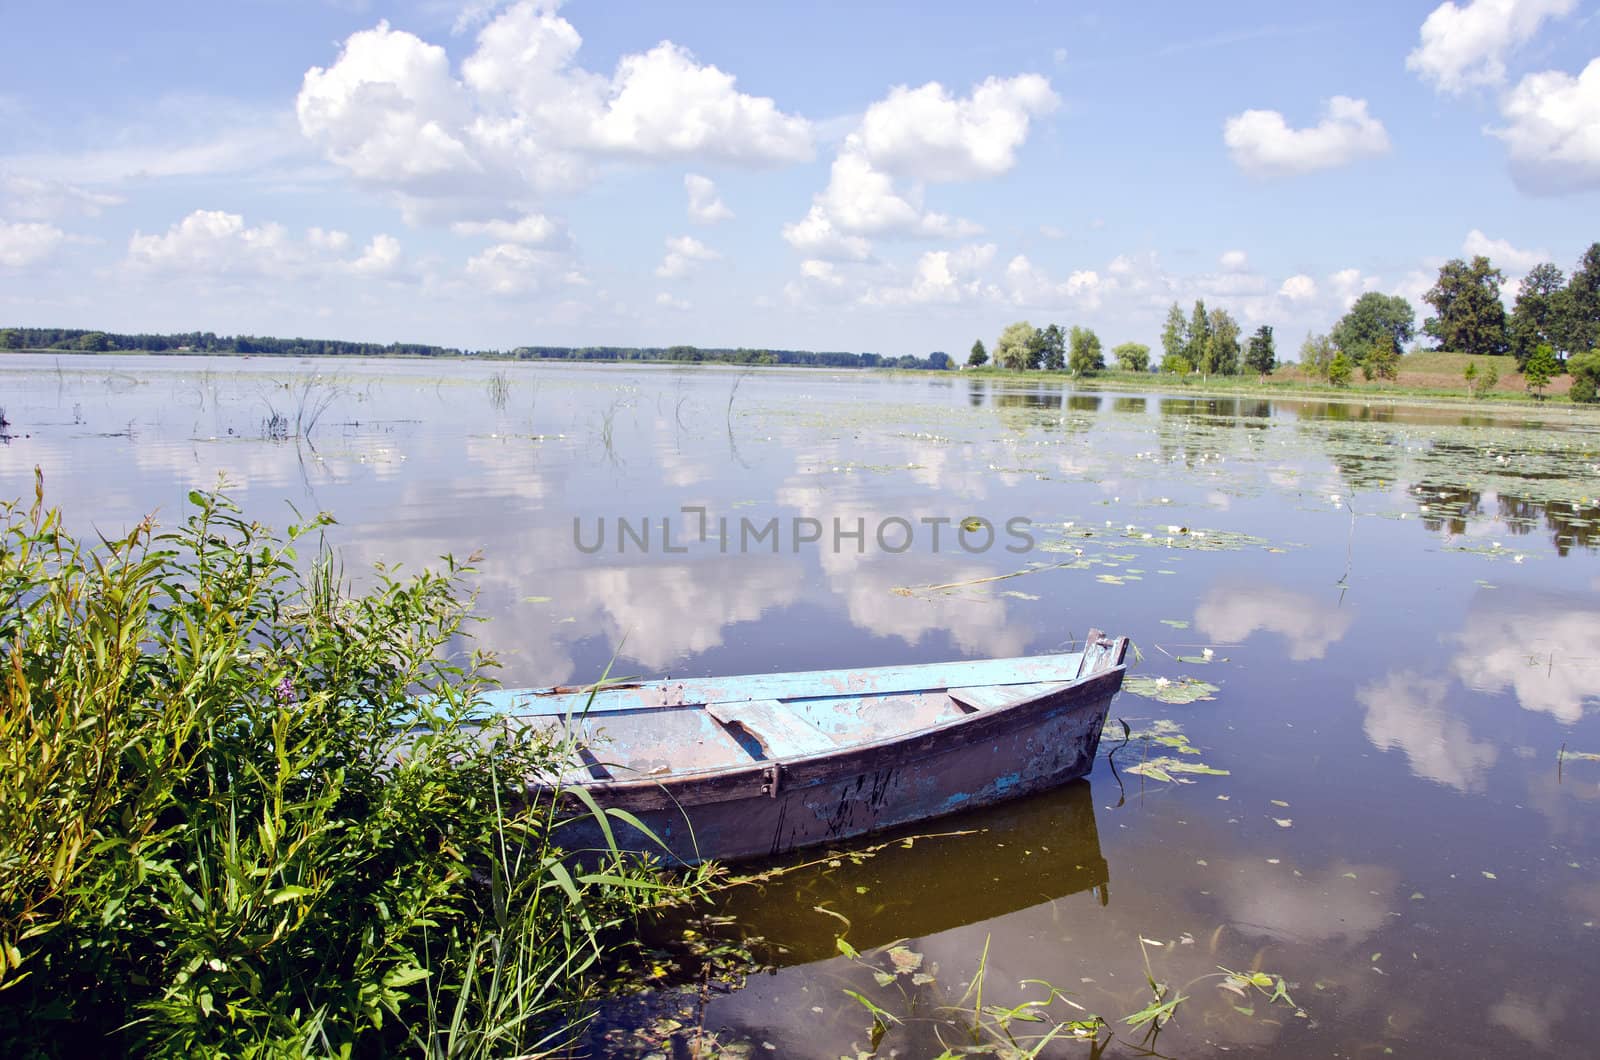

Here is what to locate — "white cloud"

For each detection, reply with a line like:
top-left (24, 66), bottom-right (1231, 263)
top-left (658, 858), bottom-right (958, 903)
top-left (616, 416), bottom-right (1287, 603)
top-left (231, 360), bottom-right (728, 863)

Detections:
top-left (655, 234), bottom-right (719, 278)
top-left (450, 213), bottom-right (565, 244)
top-left (1279, 274), bottom-right (1318, 302)
top-left (781, 206), bottom-right (872, 262)
top-left (684, 173), bottom-right (732, 224)
top-left (654, 291), bottom-right (690, 310)
top-left (297, 3), bottom-right (812, 218)
top-left (466, 241), bottom-right (567, 294)
top-left (1406, 0), bottom-right (1576, 95)
top-left (125, 209), bottom-right (403, 280)
top-left (1218, 249), bottom-right (1249, 272)
top-left (1492, 58), bottom-right (1600, 194)
top-left (350, 233), bottom-right (403, 275)
top-left (1004, 254), bottom-right (1103, 309)
top-left (1328, 266), bottom-right (1380, 308)
top-left (864, 243), bottom-right (997, 306)
top-left (1223, 96), bottom-right (1391, 176)
top-left (1463, 229), bottom-right (1548, 280)
top-left (856, 74), bottom-right (1058, 181)
top-left (784, 74), bottom-right (1050, 258)
top-left (0, 220), bottom-right (65, 267)
top-left (1, 173), bottom-right (121, 220)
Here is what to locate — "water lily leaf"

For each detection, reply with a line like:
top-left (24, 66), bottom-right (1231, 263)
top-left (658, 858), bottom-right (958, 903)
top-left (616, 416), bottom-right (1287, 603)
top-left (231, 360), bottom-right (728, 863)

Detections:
top-left (1123, 676), bottom-right (1219, 704)
top-left (887, 946), bottom-right (923, 975)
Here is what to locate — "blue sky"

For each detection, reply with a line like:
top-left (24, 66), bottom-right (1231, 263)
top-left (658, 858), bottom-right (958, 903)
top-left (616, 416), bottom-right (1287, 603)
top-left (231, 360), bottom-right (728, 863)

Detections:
top-left (1, 0), bottom-right (1597, 356)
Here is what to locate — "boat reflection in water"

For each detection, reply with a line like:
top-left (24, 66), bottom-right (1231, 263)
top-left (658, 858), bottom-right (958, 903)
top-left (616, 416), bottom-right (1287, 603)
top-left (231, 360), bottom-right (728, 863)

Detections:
top-left (711, 777), bottom-right (1108, 968)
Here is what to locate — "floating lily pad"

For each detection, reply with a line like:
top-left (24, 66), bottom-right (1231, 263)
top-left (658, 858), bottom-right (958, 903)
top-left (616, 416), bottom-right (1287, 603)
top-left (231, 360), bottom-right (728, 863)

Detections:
top-left (1123, 676), bottom-right (1219, 704)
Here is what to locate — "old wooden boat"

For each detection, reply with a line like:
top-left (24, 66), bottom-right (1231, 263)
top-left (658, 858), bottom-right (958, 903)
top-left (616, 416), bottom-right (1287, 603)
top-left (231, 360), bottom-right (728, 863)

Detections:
top-left (481, 631), bottom-right (1128, 864)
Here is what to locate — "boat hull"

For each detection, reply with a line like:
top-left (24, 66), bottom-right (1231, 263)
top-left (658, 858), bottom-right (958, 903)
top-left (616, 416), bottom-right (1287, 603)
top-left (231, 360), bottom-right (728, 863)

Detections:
top-left (550, 662), bottom-right (1123, 864)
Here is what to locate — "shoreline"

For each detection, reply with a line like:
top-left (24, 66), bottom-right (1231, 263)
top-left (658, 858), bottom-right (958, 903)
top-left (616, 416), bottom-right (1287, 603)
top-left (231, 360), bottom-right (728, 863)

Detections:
top-left (8, 346), bottom-right (1600, 418)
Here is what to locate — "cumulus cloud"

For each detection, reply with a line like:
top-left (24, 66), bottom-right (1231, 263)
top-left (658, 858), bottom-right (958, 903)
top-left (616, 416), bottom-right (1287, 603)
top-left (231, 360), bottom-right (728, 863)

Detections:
top-left (856, 74), bottom-right (1058, 181)
top-left (1223, 96), bottom-right (1390, 176)
top-left (1219, 249), bottom-right (1249, 272)
top-left (1004, 254), bottom-right (1104, 309)
top-left (350, 233), bottom-right (402, 275)
top-left (296, 2), bottom-right (812, 219)
top-left (450, 213), bottom-right (565, 244)
top-left (785, 74), bottom-right (1053, 258)
top-left (0, 220), bottom-right (65, 267)
top-left (655, 234), bottom-right (719, 278)
top-left (684, 173), bottom-right (732, 224)
top-left (863, 243), bottom-right (997, 306)
top-left (1328, 266), bottom-right (1381, 308)
top-left (1492, 58), bottom-right (1600, 194)
top-left (466, 241), bottom-right (569, 294)
top-left (1279, 274), bottom-right (1318, 302)
top-left (654, 291), bottom-right (690, 310)
top-left (781, 206), bottom-right (872, 262)
top-left (1406, 0), bottom-right (1576, 94)
top-left (126, 209), bottom-right (404, 280)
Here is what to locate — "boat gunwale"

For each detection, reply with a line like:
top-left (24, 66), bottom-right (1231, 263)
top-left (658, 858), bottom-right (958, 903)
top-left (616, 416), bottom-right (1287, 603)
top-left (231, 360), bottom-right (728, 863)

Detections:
top-left (530, 654), bottom-right (1127, 806)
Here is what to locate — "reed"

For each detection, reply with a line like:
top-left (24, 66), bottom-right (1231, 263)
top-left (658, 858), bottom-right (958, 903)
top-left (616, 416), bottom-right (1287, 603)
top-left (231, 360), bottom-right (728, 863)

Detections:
top-left (0, 472), bottom-right (703, 1056)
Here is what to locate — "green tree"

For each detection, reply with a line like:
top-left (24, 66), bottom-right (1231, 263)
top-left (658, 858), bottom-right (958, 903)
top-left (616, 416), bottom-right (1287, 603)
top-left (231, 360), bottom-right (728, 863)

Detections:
top-left (1160, 351), bottom-right (1192, 375)
top-left (1185, 300), bottom-right (1211, 372)
top-left (1328, 351), bottom-right (1354, 386)
top-left (1423, 256), bottom-right (1509, 356)
top-left (1068, 326), bottom-right (1104, 376)
top-left (1568, 349), bottom-right (1600, 403)
top-left (1362, 336), bottom-right (1400, 381)
top-left (1464, 360), bottom-right (1479, 398)
top-left (1561, 243), bottom-right (1600, 355)
top-left (1160, 302), bottom-right (1188, 369)
top-left (1244, 325), bottom-right (1276, 377)
top-left (1040, 324), bottom-right (1066, 371)
top-left (1204, 307), bottom-right (1241, 375)
top-left (995, 321), bottom-right (1036, 370)
top-left (1025, 327), bottom-right (1048, 370)
top-left (1331, 292), bottom-right (1415, 364)
top-left (1523, 342), bottom-right (1558, 398)
top-left (968, 339), bottom-right (988, 367)
top-left (1113, 342), bottom-right (1150, 373)
top-left (1299, 332), bottom-right (1336, 380)
top-left (1509, 262), bottom-right (1568, 367)
top-left (0, 329), bottom-right (20, 350)
top-left (1478, 360), bottom-right (1500, 396)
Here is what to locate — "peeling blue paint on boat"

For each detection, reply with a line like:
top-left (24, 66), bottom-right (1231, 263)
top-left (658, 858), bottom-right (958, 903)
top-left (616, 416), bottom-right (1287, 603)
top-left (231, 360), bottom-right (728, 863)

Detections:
top-left (526, 634), bottom-right (1129, 863)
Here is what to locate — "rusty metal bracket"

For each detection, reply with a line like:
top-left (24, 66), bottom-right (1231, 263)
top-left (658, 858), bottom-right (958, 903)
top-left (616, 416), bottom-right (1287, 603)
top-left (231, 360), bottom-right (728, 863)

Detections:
top-left (761, 763), bottom-right (782, 798)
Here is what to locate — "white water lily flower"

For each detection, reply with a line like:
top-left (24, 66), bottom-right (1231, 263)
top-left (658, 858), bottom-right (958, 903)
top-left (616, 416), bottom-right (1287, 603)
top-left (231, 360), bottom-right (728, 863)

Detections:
top-left (1202, 648), bottom-right (1214, 660)
top-left (1514, 555), bottom-right (1525, 564)
top-left (1167, 525), bottom-right (1182, 534)
top-left (1154, 677), bottom-right (1171, 688)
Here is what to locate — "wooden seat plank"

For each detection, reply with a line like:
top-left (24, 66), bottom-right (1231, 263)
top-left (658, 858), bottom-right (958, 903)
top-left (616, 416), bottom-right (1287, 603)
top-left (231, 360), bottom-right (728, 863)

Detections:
top-left (949, 681), bottom-right (1071, 712)
top-left (706, 699), bottom-right (836, 758)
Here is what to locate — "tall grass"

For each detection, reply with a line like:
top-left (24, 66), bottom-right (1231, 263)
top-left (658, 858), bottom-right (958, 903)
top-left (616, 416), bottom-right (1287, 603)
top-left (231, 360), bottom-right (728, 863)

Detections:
top-left (0, 473), bottom-right (701, 1056)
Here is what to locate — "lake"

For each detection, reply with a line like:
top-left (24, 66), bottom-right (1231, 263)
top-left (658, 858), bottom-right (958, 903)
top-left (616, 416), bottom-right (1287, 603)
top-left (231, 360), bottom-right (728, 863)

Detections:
top-left (3, 353), bottom-right (1598, 1057)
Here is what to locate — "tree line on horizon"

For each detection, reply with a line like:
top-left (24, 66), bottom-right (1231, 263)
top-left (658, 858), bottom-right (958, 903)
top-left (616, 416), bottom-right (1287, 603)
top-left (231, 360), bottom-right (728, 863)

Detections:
top-left (0, 328), bottom-right (957, 371)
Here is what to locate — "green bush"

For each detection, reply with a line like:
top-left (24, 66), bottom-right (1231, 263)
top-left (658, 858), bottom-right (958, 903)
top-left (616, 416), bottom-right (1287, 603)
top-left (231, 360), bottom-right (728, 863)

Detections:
top-left (1570, 350), bottom-right (1600, 403)
top-left (0, 476), bottom-right (697, 1057)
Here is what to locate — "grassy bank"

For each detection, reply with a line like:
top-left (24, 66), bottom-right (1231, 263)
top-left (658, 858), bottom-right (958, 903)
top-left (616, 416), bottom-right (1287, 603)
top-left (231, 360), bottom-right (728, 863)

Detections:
top-left (0, 477), bottom-right (704, 1057)
top-left (959, 350), bottom-right (1595, 411)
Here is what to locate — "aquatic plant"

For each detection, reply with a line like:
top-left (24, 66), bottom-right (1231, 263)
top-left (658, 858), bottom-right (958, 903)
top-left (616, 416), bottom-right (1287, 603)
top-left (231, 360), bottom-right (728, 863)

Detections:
top-left (0, 474), bottom-right (702, 1056)
top-left (486, 370), bottom-right (511, 411)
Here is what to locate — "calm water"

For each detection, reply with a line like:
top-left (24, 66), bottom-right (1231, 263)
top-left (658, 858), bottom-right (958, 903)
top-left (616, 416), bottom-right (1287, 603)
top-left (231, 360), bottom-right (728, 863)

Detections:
top-left (3, 353), bottom-right (1599, 1057)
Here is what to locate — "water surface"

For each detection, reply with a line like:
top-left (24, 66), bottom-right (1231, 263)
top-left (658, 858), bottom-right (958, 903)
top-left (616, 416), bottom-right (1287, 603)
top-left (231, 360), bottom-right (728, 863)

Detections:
top-left (3, 354), bottom-right (1598, 1057)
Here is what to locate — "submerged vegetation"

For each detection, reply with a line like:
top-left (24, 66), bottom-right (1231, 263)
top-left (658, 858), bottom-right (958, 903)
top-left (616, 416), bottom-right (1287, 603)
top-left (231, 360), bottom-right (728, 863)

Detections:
top-left (0, 477), bottom-right (704, 1057)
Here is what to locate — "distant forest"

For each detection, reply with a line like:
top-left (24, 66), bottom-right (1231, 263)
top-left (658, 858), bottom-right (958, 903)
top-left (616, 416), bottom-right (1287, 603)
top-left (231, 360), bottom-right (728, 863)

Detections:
top-left (0, 327), bottom-right (954, 371)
